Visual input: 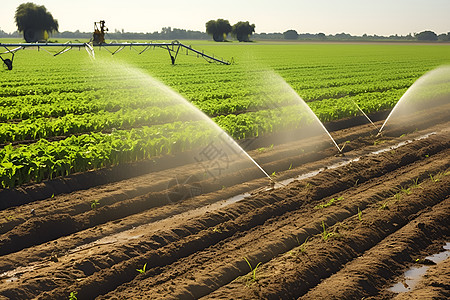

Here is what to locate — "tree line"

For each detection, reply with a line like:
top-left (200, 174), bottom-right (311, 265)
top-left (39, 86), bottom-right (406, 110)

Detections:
top-left (278, 29), bottom-right (450, 42)
top-left (1, 3), bottom-right (448, 42)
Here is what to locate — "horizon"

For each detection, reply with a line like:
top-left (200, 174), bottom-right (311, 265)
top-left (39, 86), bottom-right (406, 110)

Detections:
top-left (1, 0), bottom-right (449, 36)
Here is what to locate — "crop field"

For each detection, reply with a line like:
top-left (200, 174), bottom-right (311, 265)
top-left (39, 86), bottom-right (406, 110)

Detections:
top-left (0, 41), bottom-right (449, 299)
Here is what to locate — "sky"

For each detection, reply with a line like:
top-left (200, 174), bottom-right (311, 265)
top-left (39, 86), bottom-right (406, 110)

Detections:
top-left (1, 0), bottom-right (449, 36)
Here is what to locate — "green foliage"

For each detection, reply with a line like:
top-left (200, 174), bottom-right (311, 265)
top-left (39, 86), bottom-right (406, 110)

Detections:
top-left (90, 199), bottom-right (100, 210)
top-left (415, 30), bottom-right (438, 41)
top-left (231, 21), bottom-right (255, 42)
top-left (379, 201), bottom-right (389, 210)
top-left (1, 43), bottom-right (449, 190)
top-left (15, 2), bottom-right (58, 42)
top-left (68, 291), bottom-right (77, 300)
top-left (297, 236), bottom-right (309, 253)
top-left (205, 19), bottom-right (232, 42)
top-left (321, 221), bottom-right (335, 241)
top-left (243, 257), bottom-right (261, 284)
top-left (315, 196), bottom-right (344, 209)
top-left (136, 263), bottom-right (147, 274)
top-left (283, 29), bottom-right (299, 40)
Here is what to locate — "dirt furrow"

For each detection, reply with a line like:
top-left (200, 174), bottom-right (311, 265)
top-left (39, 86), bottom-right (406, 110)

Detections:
top-left (18, 134), bottom-right (447, 300)
top-left (204, 176), bottom-right (449, 300)
top-left (98, 152), bottom-right (449, 299)
top-left (300, 198), bottom-right (450, 300)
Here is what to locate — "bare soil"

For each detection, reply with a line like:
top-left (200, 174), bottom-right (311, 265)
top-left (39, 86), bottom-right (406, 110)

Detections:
top-left (0, 116), bottom-right (449, 300)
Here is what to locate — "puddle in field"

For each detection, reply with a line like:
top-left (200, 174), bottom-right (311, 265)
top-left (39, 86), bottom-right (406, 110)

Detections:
top-left (389, 242), bottom-right (450, 293)
top-left (0, 130), bottom-right (442, 283)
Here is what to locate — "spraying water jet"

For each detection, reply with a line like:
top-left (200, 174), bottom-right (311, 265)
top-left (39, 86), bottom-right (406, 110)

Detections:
top-left (91, 58), bottom-right (275, 195)
top-left (378, 65), bottom-right (450, 136)
top-left (350, 99), bottom-right (379, 132)
top-left (253, 70), bottom-right (344, 155)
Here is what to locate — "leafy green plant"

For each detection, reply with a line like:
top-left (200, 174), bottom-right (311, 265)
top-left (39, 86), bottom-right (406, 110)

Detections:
top-left (357, 207), bottom-right (362, 221)
top-left (68, 291), bottom-right (78, 300)
top-left (243, 257), bottom-right (262, 284)
top-left (393, 192), bottom-right (402, 202)
top-left (298, 236), bottom-right (309, 253)
top-left (321, 221), bottom-right (335, 241)
top-left (429, 172), bottom-right (444, 183)
top-left (315, 196), bottom-right (344, 209)
top-left (136, 263), bottom-right (147, 274)
top-left (379, 201), bottom-right (389, 210)
top-left (212, 227), bottom-right (222, 233)
top-left (411, 177), bottom-right (422, 189)
top-left (400, 186), bottom-right (411, 195)
top-left (90, 199), bottom-right (100, 210)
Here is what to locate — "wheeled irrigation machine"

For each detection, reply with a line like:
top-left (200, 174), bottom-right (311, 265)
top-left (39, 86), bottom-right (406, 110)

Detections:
top-left (0, 21), bottom-right (231, 70)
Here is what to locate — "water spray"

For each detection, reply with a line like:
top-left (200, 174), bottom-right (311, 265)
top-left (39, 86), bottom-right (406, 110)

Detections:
top-left (350, 99), bottom-right (379, 131)
top-left (378, 66), bottom-right (450, 137)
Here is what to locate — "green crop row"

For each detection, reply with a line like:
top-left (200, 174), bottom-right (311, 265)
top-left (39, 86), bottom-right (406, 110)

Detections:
top-left (0, 121), bottom-right (215, 189)
top-left (1, 43), bottom-right (448, 190)
top-left (0, 104), bottom-right (197, 143)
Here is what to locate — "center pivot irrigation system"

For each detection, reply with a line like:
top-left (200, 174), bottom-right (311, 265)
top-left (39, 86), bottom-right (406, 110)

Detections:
top-left (0, 21), bottom-right (231, 70)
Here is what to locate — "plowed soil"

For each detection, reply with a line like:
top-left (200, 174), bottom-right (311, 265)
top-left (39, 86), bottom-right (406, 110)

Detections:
top-left (0, 116), bottom-right (449, 300)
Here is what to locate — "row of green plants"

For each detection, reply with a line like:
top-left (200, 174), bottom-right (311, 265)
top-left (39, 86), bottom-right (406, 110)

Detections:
top-left (0, 86), bottom-right (405, 144)
top-left (0, 122), bottom-right (215, 189)
top-left (0, 105), bottom-right (195, 143)
top-left (1, 43), bottom-right (448, 190)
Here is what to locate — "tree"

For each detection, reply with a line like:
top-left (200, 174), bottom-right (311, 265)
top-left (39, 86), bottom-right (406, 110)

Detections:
top-left (415, 30), bottom-right (438, 41)
top-left (205, 19), bottom-right (232, 42)
top-left (283, 29), bottom-right (298, 40)
top-left (437, 32), bottom-right (450, 42)
top-left (231, 21), bottom-right (255, 42)
top-left (15, 2), bottom-right (59, 42)
top-left (317, 32), bottom-right (326, 40)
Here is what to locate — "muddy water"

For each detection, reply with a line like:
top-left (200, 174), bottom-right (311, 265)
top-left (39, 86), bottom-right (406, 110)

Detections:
top-left (389, 242), bottom-right (450, 293)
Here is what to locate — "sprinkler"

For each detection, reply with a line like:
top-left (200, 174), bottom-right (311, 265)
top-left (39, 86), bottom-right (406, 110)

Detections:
top-left (1, 52), bottom-right (14, 70)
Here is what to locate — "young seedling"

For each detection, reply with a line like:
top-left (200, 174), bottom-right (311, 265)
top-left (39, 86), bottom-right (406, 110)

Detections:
top-left (243, 257), bottom-right (261, 285)
top-left (429, 173), bottom-right (441, 183)
top-left (321, 221), bottom-right (335, 241)
top-left (315, 196), bottom-right (344, 209)
top-left (212, 227), bottom-right (222, 233)
top-left (357, 207), bottom-right (362, 221)
top-left (288, 163), bottom-right (293, 170)
top-left (379, 201), bottom-right (389, 210)
top-left (298, 236), bottom-right (309, 253)
top-left (136, 263), bottom-right (147, 274)
top-left (411, 178), bottom-right (422, 189)
top-left (400, 186), bottom-right (411, 195)
top-left (90, 199), bottom-right (100, 210)
top-left (257, 147), bottom-right (266, 153)
top-left (68, 291), bottom-right (78, 300)
top-left (393, 192), bottom-right (402, 202)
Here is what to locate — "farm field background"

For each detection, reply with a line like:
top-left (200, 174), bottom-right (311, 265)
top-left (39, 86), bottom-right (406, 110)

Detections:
top-left (0, 41), bottom-right (449, 299)
top-left (1, 41), bottom-right (449, 189)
